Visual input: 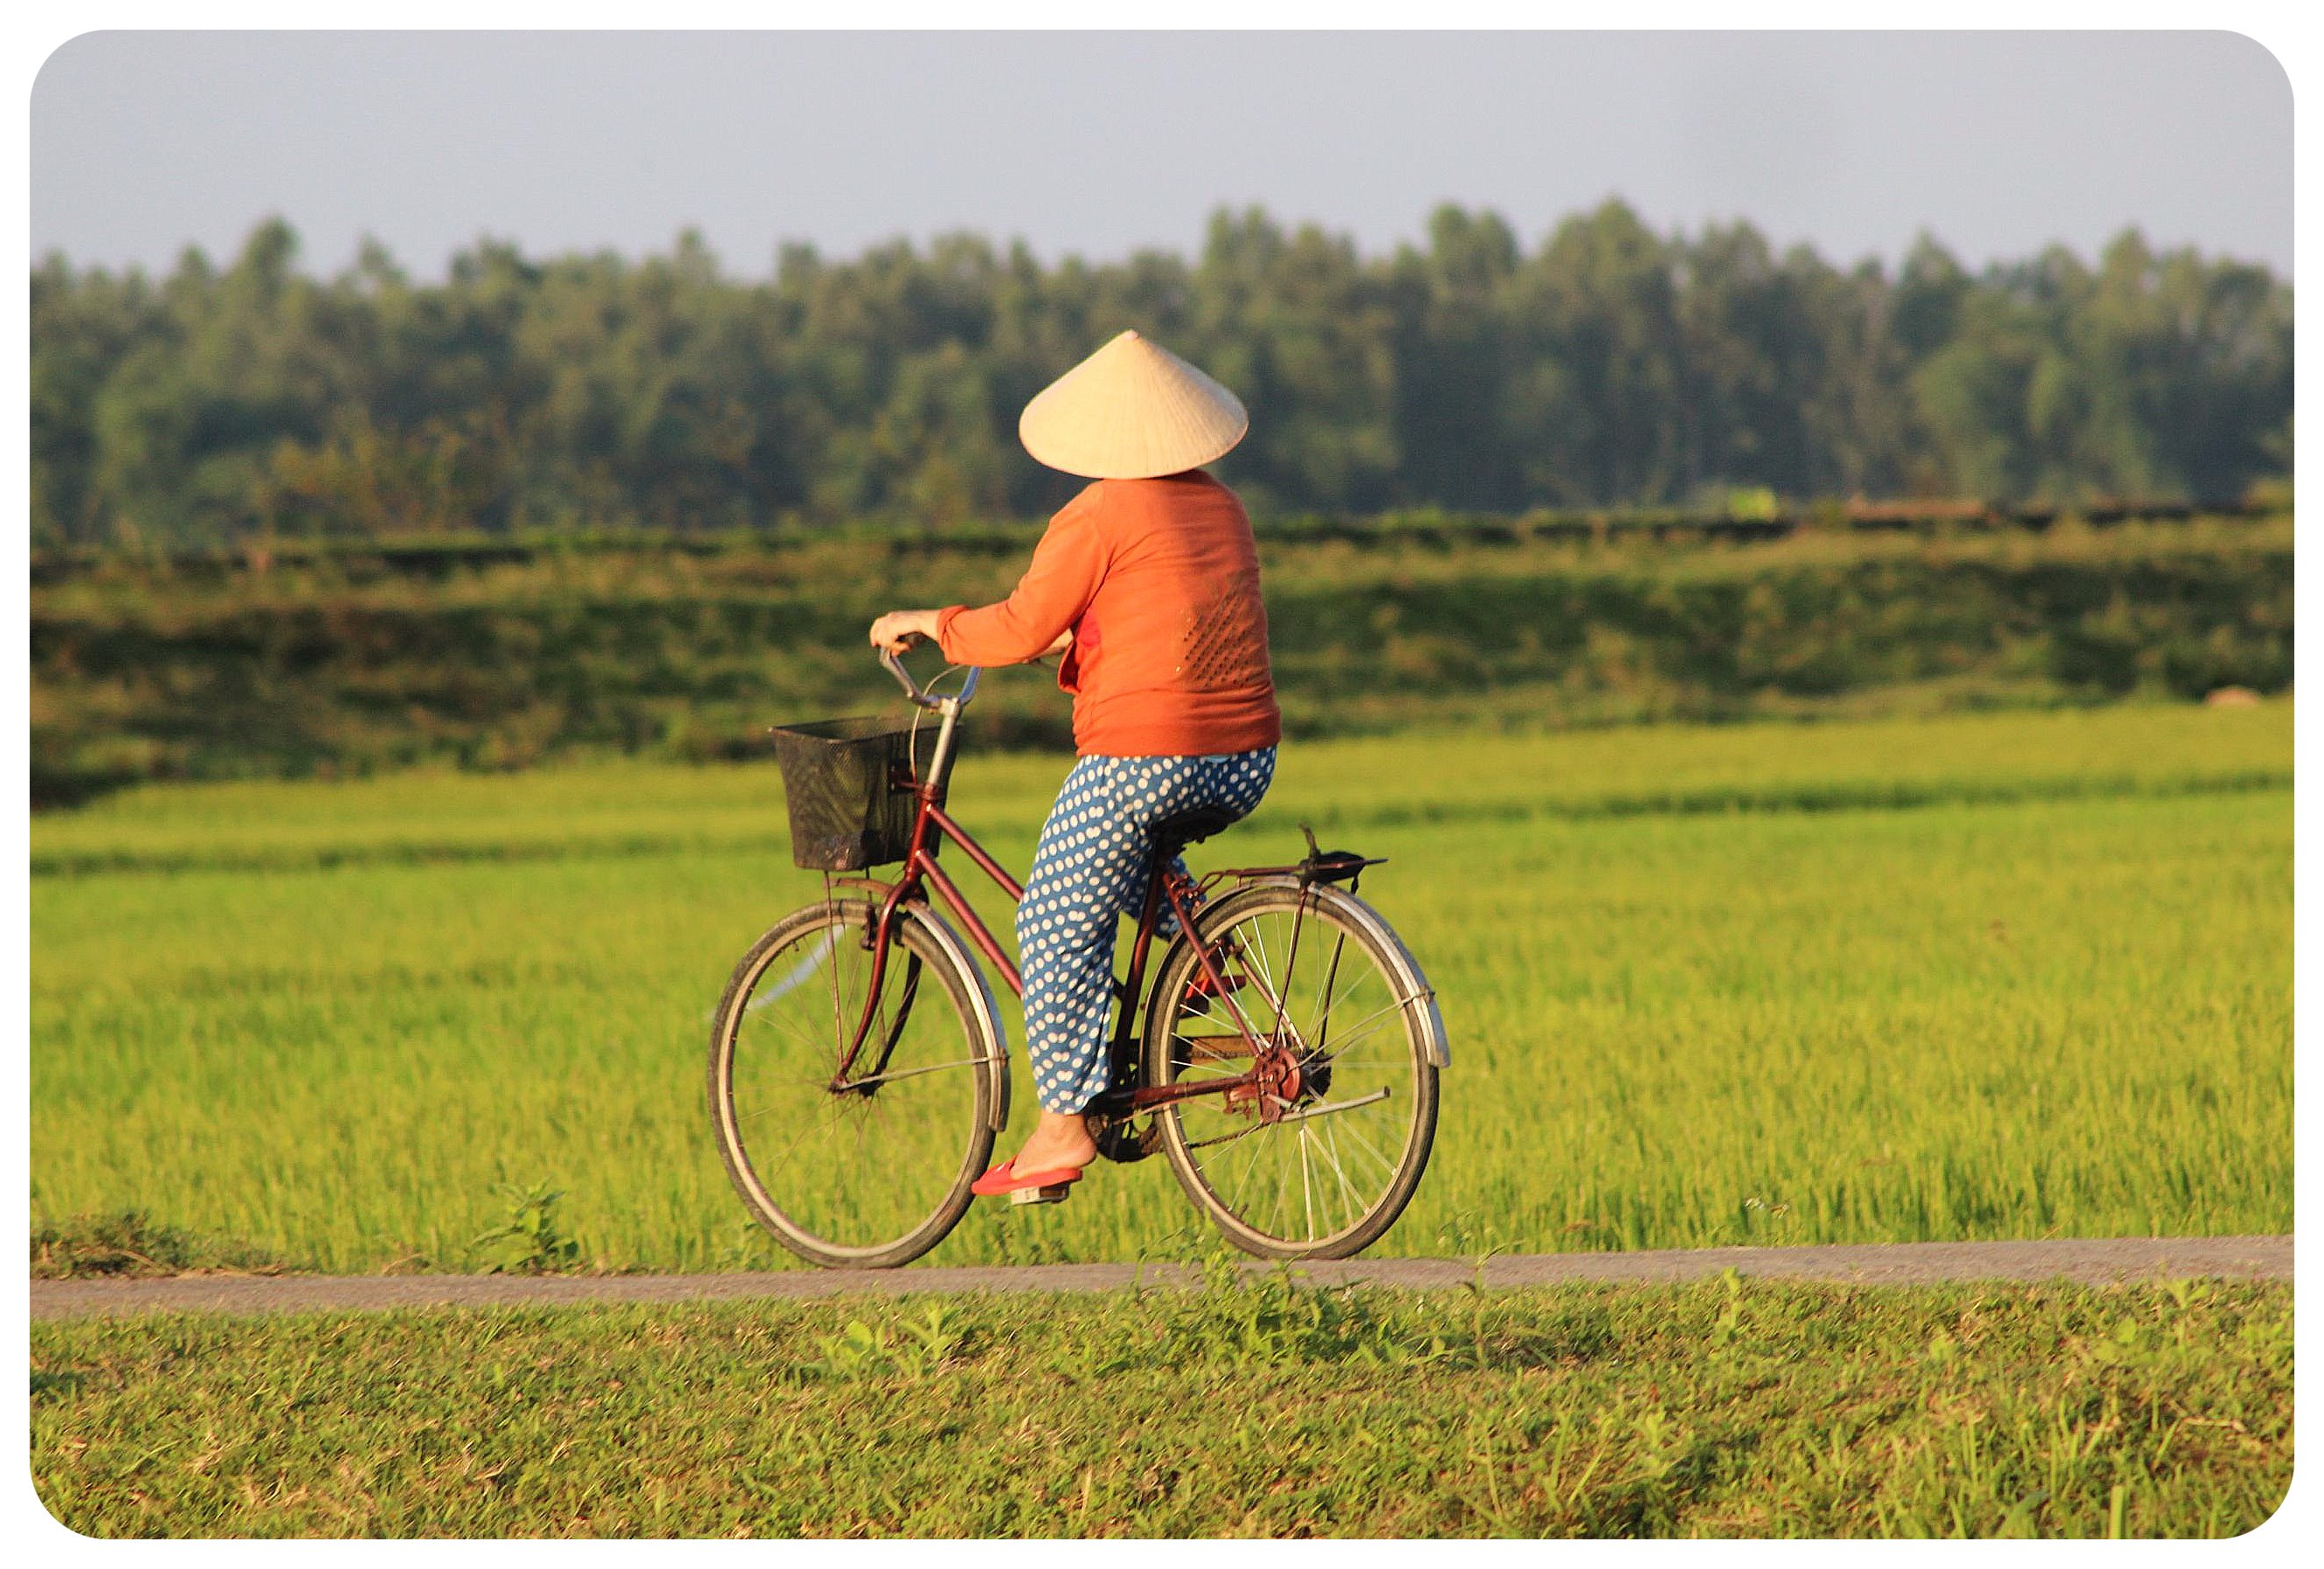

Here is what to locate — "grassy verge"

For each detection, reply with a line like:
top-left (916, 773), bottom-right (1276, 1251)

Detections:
top-left (31, 1212), bottom-right (306, 1280)
top-left (30, 1270), bottom-right (2293, 1538)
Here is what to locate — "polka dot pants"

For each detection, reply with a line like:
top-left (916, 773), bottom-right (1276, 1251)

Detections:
top-left (1016, 747), bottom-right (1277, 1114)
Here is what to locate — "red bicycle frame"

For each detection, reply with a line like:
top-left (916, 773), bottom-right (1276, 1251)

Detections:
top-left (831, 761), bottom-right (1282, 1118)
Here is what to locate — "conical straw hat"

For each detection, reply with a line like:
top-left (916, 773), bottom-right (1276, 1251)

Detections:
top-left (1019, 330), bottom-right (1248, 479)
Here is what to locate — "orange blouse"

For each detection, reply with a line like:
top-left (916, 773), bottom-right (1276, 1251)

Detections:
top-left (935, 471), bottom-right (1281, 757)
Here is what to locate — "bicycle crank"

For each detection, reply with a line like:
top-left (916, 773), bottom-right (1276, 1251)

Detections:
top-left (1087, 1106), bottom-right (1162, 1163)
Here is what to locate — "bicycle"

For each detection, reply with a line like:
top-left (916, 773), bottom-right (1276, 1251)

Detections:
top-left (708, 648), bottom-right (1449, 1268)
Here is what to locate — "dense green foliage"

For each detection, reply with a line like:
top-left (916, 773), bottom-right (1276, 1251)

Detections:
top-left (32, 203), bottom-right (2290, 547)
top-left (31, 705), bottom-right (2291, 1274)
top-left (31, 1272), bottom-right (2293, 1537)
top-left (31, 1211), bottom-right (300, 1280)
top-left (29, 515), bottom-right (2292, 805)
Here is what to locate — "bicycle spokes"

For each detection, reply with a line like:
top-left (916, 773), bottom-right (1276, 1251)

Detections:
top-left (711, 902), bottom-right (995, 1266)
top-left (1153, 888), bottom-right (1436, 1255)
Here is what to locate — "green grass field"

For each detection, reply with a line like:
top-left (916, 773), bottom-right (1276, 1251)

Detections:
top-left (30, 699), bottom-right (2290, 1274)
top-left (31, 1269), bottom-right (2294, 1537)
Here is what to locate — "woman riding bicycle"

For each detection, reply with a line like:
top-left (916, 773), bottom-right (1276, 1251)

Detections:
top-left (868, 330), bottom-right (1279, 1199)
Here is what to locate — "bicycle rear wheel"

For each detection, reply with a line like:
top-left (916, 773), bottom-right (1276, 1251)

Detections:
top-left (708, 892), bottom-right (1002, 1268)
top-left (1143, 881), bottom-right (1442, 1260)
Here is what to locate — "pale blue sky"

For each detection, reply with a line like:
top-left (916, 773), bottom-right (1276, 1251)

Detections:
top-left (31, 30), bottom-right (2293, 279)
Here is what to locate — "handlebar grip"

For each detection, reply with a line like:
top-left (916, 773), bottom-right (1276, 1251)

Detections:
top-left (879, 646), bottom-right (944, 710)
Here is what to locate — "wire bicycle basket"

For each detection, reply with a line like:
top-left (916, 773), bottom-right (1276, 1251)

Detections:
top-left (768, 715), bottom-right (937, 872)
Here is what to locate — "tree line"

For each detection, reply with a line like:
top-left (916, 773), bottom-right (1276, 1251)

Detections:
top-left (31, 202), bottom-right (2293, 547)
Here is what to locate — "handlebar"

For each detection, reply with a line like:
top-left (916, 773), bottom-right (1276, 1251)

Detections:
top-left (879, 645), bottom-right (979, 711)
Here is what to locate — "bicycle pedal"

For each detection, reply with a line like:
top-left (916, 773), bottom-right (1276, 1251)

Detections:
top-left (1010, 1184), bottom-right (1074, 1206)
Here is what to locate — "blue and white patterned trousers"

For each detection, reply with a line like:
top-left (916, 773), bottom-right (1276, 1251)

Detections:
top-left (1016, 747), bottom-right (1277, 1114)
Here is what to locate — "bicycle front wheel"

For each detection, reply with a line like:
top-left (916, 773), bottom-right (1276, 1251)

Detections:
top-left (1143, 881), bottom-right (1442, 1260)
top-left (708, 893), bottom-right (1002, 1268)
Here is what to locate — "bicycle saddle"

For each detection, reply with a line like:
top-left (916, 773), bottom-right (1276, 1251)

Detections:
top-left (1153, 805), bottom-right (1240, 854)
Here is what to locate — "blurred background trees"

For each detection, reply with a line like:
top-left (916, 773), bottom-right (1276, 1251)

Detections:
top-left (31, 202), bottom-right (2293, 548)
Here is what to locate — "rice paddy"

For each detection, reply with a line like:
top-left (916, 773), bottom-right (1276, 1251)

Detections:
top-left (28, 699), bottom-right (2291, 1274)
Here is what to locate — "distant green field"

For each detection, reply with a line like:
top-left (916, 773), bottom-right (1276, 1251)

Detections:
top-left (31, 513), bottom-right (2292, 803)
top-left (29, 701), bottom-right (2290, 1273)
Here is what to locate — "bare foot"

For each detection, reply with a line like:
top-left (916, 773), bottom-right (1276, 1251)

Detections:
top-left (1006, 1109), bottom-right (1097, 1175)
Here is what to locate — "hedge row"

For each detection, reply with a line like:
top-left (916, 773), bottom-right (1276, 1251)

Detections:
top-left (31, 519), bottom-right (2291, 805)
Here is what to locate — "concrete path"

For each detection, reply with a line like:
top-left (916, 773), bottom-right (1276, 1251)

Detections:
top-left (31, 1234), bottom-right (2290, 1321)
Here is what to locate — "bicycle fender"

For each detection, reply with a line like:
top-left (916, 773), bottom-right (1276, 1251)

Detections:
top-left (1203, 879), bottom-right (1451, 1069)
top-left (895, 900), bottom-right (1015, 1132)
top-left (1325, 885), bottom-right (1451, 1069)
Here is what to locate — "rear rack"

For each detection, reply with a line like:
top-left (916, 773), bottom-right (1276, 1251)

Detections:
top-left (1200, 822), bottom-right (1386, 895)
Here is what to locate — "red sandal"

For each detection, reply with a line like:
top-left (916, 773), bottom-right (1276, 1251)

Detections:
top-left (971, 1158), bottom-right (1085, 1205)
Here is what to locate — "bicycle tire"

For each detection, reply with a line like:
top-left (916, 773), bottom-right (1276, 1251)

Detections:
top-left (1142, 881), bottom-right (1442, 1260)
top-left (708, 891), bottom-right (1004, 1268)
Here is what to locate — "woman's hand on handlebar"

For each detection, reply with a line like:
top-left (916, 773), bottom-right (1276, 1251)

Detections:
top-left (868, 609), bottom-right (942, 655)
